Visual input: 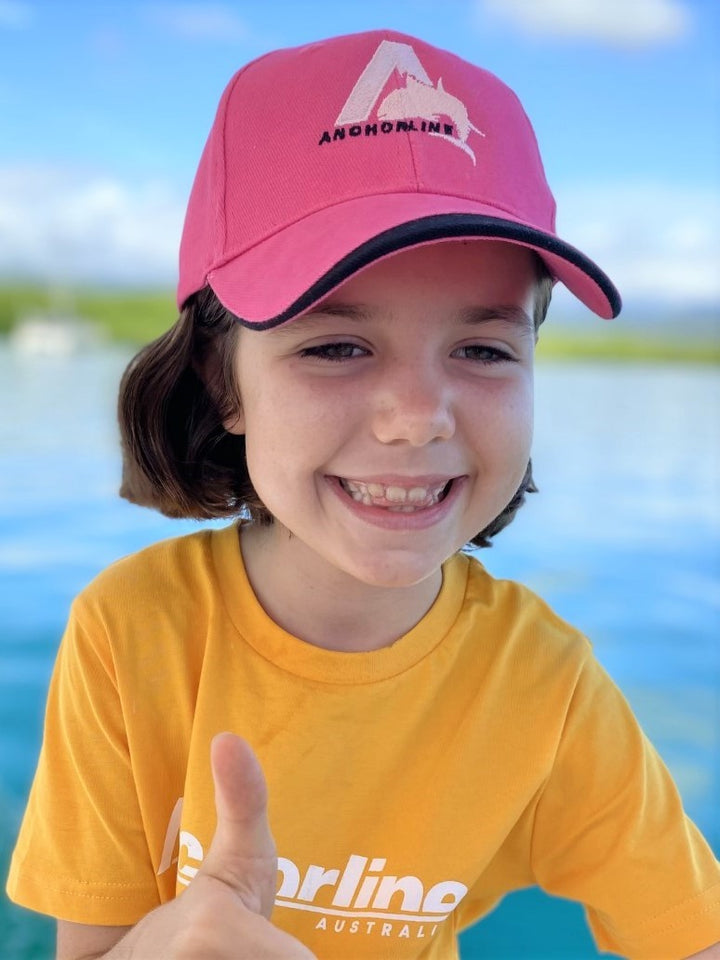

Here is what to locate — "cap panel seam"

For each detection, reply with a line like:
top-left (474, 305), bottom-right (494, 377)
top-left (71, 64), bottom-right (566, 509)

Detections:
top-left (404, 125), bottom-right (422, 192)
top-left (382, 27), bottom-right (426, 194)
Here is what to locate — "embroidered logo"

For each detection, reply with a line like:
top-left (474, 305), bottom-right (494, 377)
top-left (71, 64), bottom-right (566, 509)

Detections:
top-left (318, 39), bottom-right (484, 164)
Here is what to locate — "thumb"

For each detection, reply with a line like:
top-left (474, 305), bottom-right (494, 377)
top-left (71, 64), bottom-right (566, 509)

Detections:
top-left (199, 732), bottom-right (278, 918)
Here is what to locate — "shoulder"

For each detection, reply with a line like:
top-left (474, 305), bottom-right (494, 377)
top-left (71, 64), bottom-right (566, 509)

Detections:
top-left (87, 524), bottom-right (216, 595)
top-left (71, 523), bottom-right (237, 629)
top-left (456, 552), bottom-right (593, 676)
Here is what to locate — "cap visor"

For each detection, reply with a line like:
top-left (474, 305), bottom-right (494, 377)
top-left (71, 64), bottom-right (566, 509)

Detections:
top-left (207, 193), bottom-right (621, 324)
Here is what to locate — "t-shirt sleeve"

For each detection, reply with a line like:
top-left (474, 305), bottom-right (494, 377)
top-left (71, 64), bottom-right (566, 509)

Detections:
top-left (531, 648), bottom-right (720, 959)
top-left (6, 598), bottom-right (161, 924)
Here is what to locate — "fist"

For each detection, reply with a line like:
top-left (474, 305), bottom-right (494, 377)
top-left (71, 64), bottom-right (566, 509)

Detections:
top-left (108, 733), bottom-right (315, 959)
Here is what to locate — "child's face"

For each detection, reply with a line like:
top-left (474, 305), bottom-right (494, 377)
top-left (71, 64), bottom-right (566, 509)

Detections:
top-left (227, 240), bottom-right (537, 590)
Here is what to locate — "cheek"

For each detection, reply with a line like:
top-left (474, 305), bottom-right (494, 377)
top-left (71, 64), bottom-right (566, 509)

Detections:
top-left (471, 377), bottom-right (534, 449)
top-left (508, 386), bottom-right (535, 466)
top-left (240, 386), bottom-right (338, 484)
top-left (518, 386), bottom-right (535, 450)
top-left (242, 407), bottom-right (290, 482)
top-left (248, 378), bottom-right (357, 446)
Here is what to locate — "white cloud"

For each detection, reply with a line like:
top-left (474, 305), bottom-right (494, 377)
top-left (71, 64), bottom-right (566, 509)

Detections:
top-left (145, 2), bottom-right (250, 42)
top-left (0, 165), bottom-right (184, 285)
top-left (554, 181), bottom-right (720, 307)
top-left (0, 0), bottom-right (32, 28)
top-left (479, 0), bottom-right (691, 47)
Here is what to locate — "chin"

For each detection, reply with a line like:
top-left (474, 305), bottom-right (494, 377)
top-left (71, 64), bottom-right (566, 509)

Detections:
top-left (344, 552), bottom-right (452, 591)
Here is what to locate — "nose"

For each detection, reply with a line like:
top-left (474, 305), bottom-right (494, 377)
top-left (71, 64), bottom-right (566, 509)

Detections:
top-left (371, 361), bottom-right (456, 446)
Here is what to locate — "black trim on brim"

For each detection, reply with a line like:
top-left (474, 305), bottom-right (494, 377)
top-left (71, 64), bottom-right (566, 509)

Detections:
top-left (228, 214), bottom-right (621, 328)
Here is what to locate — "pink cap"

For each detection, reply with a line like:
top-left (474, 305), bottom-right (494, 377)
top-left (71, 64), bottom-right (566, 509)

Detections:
top-left (178, 29), bottom-right (621, 324)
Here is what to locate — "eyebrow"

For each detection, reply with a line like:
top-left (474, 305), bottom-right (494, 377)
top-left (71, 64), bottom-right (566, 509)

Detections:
top-left (456, 305), bottom-right (535, 333)
top-left (296, 303), bottom-right (373, 322)
top-left (277, 302), bottom-right (534, 333)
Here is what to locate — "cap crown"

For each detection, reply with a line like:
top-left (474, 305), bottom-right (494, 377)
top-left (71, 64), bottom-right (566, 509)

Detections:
top-left (179, 30), bottom-right (556, 302)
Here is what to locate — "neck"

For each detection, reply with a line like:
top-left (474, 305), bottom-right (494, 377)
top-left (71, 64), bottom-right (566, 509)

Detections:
top-left (239, 523), bottom-right (442, 653)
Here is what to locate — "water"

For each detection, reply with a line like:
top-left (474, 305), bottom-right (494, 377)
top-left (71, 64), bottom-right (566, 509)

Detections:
top-left (1, 345), bottom-right (718, 958)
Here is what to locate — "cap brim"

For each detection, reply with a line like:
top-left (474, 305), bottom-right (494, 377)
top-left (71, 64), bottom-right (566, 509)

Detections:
top-left (207, 193), bottom-right (621, 325)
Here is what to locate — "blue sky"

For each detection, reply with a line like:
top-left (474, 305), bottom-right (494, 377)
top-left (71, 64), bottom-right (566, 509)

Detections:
top-left (1, 0), bottom-right (718, 314)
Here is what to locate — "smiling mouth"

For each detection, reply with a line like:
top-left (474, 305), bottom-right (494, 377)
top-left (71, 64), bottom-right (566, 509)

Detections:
top-left (338, 477), bottom-right (454, 512)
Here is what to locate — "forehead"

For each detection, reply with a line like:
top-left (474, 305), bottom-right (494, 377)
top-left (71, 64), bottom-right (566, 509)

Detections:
top-left (291, 240), bottom-right (539, 328)
top-left (313, 239), bottom-right (537, 306)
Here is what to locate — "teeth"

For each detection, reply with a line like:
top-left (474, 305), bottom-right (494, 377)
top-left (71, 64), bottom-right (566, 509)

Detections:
top-left (340, 477), bottom-right (449, 508)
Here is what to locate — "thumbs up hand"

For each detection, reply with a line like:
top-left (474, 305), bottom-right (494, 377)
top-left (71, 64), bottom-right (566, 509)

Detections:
top-left (200, 732), bottom-right (278, 918)
top-left (106, 733), bottom-right (315, 959)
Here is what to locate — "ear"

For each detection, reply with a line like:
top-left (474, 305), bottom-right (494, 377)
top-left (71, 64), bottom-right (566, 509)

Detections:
top-left (223, 405), bottom-right (245, 436)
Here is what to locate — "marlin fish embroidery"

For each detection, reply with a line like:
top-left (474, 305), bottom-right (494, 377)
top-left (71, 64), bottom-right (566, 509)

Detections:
top-left (377, 74), bottom-right (484, 164)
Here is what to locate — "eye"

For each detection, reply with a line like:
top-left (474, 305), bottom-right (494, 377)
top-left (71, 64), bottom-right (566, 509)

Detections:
top-left (452, 344), bottom-right (515, 364)
top-left (299, 342), bottom-right (370, 362)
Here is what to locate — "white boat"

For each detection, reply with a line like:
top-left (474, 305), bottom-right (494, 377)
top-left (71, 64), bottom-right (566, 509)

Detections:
top-left (9, 312), bottom-right (104, 356)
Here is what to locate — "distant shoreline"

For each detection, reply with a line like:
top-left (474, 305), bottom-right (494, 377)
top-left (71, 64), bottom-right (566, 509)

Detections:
top-left (1, 285), bottom-right (718, 363)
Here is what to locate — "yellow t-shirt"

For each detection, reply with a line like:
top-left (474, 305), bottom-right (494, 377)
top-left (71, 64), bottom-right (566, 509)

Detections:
top-left (7, 523), bottom-right (720, 959)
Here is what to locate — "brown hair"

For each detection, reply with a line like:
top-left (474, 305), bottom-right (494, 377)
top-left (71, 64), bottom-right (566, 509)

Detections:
top-left (119, 259), bottom-right (553, 547)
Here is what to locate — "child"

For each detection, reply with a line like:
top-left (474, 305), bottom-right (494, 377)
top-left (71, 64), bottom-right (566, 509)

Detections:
top-left (7, 29), bottom-right (720, 960)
